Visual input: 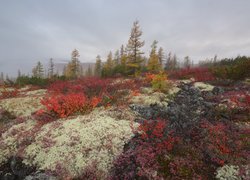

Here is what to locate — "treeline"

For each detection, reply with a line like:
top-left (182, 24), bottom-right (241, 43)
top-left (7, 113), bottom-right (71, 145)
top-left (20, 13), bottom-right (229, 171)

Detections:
top-left (93, 21), bottom-right (190, 77)
top-left (1, 21), bottom-right (249, 86)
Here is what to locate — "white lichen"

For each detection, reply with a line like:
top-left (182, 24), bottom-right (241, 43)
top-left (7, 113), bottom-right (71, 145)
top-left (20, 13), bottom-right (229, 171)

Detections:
top-left (20, 109), bottom-right (139, 177)
top-left (0, 96), bottom-right (44, 117)
top-left (0, 119), bottom-right (37, 165)
top-left (215, 165), bottom-right (240, 180)
top-left (194, 82), bottom-right (214, 91)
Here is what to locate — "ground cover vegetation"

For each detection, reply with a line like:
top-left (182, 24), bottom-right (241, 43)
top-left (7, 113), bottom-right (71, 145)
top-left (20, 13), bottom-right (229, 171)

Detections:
top-left (0, 21), bottom-right (249, 179)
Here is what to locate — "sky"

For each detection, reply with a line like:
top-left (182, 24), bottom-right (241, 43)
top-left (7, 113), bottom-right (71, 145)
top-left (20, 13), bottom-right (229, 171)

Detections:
top-left (0, 0), bottom-right (250, 77)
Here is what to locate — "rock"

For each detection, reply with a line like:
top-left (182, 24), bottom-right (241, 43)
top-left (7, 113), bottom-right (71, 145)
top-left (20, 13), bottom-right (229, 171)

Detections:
top-left (212, 86), bottom-right (224, 95)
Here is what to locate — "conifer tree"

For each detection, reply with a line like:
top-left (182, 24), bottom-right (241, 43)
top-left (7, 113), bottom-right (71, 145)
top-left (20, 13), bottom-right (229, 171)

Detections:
top-left (184, 56), bottom-right (191, 69)
top-left (94, 55), bottom-right (102, 77)
top-left (18, 69), bottom-right (21, 78)
top-left (0, 72), bottom-right (4, 84)
top-left (102, 51), bottom-right (113, 77)
top-left (126, 20), bottom-right (145, 75)
top-left (32, 61), bottom-right (44, 78)
top-left (147, 40), bottom-right (161, 72)
top-left (85, 65), bottom-right (93, 77)
top-left (158, 47), bottom-right (164, 67)
top-left (172, 54), bottom-right (178, 70)
top-left (48, 58), bottom-right (54, 78)
top-left (120, 45), bottom-right (128, 75)
top-left (114, 50), bottom-right (120, 66)
top-left (66, 49), bottom-right (81, 79)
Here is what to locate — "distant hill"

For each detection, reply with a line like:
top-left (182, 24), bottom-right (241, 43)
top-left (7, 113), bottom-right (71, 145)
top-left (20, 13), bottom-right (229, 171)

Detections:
top-left (54, 62), bottom-right (95, 75)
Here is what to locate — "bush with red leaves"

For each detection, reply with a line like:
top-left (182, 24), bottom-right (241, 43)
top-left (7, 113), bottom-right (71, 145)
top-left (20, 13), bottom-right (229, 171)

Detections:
top-left (169, 67), bottom-right (215, 82)
top-left (0, 88), bottom-right (19, 99)
top-left (111, 120), bottom-right (180, 179)
top-left (41, 93), bottom-right (90, 118)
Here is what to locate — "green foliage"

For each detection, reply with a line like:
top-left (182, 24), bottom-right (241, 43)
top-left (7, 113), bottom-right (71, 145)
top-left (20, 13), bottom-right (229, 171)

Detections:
top-left (126, 20), bottom-right (145, 76)
top-left (151, 72), bottom-right (172, 93)
top-left (94, 55), bottom-right (102, 77)
top-left (15, 75), bottom-right (49, 87)
top-left (65, 49), bottom-right (81, 79)
top-left (212, 56), bottom-right (250, 80)
top-left (147, 40), bottom-right (161, 73)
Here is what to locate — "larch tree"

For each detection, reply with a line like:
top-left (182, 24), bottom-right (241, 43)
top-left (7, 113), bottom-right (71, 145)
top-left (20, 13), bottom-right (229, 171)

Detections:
top-left (120, 44), bottom-right (127, 75)
top-left (172, 54), bottom-right (178, 70)
top-left (18, 69), bottom-right (21, 78)
top-left (94, 55), bottom-right (102, 77)
top-left (126, 20), bottom-right (145, 75)
top-left (85, 65), bottom-right (93, 77)
top-left (102, 51), bottom-right (113, 77)
top-left (0, 72), bottom-right (4, 83)
top-left (158, 47), bottom-right (164, 67)
top-left (66, 49), bottom-right (81, 79)
top-left (48, 58), bottom-right (54, 78)
top-left (147, 40), bottom-right (161, 72)
top-left (114, 50), bottom-right (120, 66)
top-left (184, 56), bottom-right (191, 69)
top-left (165, 52), bottom-right (172, 71)
top-left (32, 61), bottom-right (44, 78)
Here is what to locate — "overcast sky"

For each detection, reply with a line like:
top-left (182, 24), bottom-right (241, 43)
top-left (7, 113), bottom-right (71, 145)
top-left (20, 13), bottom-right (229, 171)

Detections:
top-left (0, 0), bottom-right (250, 76)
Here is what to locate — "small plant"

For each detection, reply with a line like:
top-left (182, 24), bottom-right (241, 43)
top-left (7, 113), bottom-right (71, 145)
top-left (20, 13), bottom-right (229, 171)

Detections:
top-left (148, 72), bottom-right (172, 93)
top-left (41, 93), bottom-right (88, 118)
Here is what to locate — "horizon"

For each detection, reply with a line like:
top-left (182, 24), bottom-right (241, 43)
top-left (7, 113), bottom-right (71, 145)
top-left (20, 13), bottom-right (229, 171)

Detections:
top-left (1, 0), bottom-right (250, 77)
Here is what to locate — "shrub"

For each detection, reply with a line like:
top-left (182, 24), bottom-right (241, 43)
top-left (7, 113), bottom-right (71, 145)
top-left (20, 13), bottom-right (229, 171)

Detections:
top-left (169, 67), bottom-right (215, 82)
top-left (211, 56), bottom-right (250, 80)
top-left (0, 88), bottom-right (19, 99)
top-left (15, 76), bottom-right (50, 88)
top-left (111, 120), bottom-right (180, 179)
top-left (41, 93), bottom-right (88, 118)
top-left (145, 72), bottom-right (172, 93)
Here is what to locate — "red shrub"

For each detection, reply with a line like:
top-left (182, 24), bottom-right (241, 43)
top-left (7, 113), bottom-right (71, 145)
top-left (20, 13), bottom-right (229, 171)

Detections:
top-left (0, 88), bottom-right (19, 99)
top-left (111, 120), bottom-right (180, 179)
top-left (198, 120), bottom-right (246, 166)
top-left (41, 93), bottom-right (88, 118)
top-left (169, 67), bottom-right (215, 82)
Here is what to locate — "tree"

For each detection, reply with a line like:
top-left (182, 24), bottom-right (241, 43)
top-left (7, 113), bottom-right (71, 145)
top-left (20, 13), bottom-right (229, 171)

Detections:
top-left (114, 50), bottom-right (120, 66)
top-left (32, 61), bottom-right (44, 78)
top-left (147, 40), bottom-right (161, 72)
top-left (165, 52), bottom-right (172, 71)
top-left (48, 58), bottom-right (54, 78)
top-left (94, 55), bottom-right (102, 77)
top-left (172, 54), bottom-right (178, 70)
top-left (184, 56), bottom-right (191, 69)
top-left (65, 49), bottom-right (81, 79)
top-left (102, 51), bottom-right (113, 77)
top-left (18, 69), bottom-right (21, 78)
top-left (0, 72), bottom-right (4, 84)
top-left (120, 44), bottom-right (125, 57)
top-left (120, 45), bottom-right (128, 75)
top-left (158, 47), bottom-right (164, 67)
top-left (85, 65), bottom-right (93, 77)
top-left (126, 20), bottom-right (145, 75)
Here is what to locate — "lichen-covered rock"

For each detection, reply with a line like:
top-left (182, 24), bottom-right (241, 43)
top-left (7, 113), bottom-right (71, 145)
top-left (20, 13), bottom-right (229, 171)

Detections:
top-left (20, 109), bottom-right (138, 178)
top-left (131, 85), bottom-right (180, 108)
top-left (0, 96), bottom-right (44, 117)
top-left (215, 165), bottom-right (240, 180)
top-left (131, 92), bottom-right (168, 107)
top-left (194, 82), bottom-right (214, 91)
top-left (21, 89), bottom-right (47, 96)
top-left (0, 119), bottom-right (37, 165)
